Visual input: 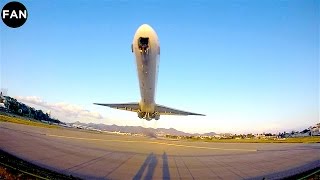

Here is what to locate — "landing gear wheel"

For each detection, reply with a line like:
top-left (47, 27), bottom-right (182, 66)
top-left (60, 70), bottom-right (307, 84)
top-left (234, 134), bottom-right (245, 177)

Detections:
top-left (137, 111), bottom-right (144, 119)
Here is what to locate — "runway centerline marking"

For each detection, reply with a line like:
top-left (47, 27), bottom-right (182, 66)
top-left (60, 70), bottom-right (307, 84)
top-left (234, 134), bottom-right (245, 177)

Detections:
top-left (47, 134), bottom-right (257, 152)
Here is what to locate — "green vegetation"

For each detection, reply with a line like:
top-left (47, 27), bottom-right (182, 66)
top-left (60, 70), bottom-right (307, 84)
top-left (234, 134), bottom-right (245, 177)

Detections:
top-left (166, 135), bottom-right (320, 143)
top-left (1, 95), bottom-right (61, 124)
top-left (205, 137), bottom-right (320, 143)
top-left (0, 114), bottom-right (59, 129)
top-left (1, 113), bottom-right (319, 143)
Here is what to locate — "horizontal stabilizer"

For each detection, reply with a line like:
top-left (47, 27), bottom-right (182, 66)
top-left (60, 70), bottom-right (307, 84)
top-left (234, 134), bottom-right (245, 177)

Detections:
top-left (155, 104), bottom-right (205, 116)
top-left (93, 103), bottom-right (140, 112)
top-left (94, 103), bottom-right (205, 117)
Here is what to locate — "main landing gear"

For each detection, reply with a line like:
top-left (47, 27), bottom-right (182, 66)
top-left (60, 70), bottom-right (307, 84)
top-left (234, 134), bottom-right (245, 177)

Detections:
top-left (137, 111), bottom-right (160, 121)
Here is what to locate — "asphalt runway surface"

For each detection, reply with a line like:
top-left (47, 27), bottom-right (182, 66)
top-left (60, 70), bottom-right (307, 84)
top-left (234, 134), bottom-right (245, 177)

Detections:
top-left (0, 122), bottom-right (319, 180)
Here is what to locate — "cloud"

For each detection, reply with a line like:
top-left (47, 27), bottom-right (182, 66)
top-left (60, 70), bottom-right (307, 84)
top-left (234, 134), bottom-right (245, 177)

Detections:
top-left (15, 96), bottom-right (103, 120)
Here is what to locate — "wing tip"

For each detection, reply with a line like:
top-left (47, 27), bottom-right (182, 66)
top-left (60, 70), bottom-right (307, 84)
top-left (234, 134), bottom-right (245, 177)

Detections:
top-left (156, 104), bottom-right (206, 116)
top-left (193, 113), bottom-right (206, 116)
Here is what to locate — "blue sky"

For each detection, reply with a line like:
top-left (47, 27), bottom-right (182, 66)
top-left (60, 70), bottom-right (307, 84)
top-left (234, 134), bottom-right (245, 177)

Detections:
top-left (1, 0), bottom-right (319, 133)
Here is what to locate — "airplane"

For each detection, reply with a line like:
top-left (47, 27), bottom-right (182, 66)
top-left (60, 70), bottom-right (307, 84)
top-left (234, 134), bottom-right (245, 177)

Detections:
top-left (94, 24), bottom-right (205, 120)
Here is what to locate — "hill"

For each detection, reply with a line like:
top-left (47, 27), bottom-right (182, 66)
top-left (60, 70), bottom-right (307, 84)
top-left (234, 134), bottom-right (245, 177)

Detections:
top-left (69, 121), bottom-right (214, 136)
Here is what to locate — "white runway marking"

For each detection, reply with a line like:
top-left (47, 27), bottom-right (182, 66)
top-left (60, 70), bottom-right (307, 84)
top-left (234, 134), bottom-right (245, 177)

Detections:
top-left (47, 134), bottom-right (257, 152)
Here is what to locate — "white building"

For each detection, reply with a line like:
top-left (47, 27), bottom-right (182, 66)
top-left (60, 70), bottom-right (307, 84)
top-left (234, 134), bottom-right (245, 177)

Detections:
top-left (310, 124), bottom-right (320, 136)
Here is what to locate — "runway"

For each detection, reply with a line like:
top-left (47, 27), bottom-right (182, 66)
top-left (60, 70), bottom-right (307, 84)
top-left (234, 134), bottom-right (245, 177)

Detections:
top-left (0, 122), bottom-right (319, 180)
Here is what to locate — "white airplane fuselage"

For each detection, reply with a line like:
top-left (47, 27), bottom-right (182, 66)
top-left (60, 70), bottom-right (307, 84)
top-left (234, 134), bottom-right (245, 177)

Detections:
top-left (132, 24), bottom-right (160, 119)
top-left (94, 24), bottom-right (204, 120)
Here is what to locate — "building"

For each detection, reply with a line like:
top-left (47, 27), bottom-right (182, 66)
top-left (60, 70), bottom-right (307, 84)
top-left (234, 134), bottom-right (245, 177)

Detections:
top-left (310, 124), bottom-right (320, 136)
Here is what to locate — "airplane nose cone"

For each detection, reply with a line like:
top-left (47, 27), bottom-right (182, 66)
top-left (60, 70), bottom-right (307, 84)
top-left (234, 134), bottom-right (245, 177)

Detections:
top-left (133, 24), bottom-right (159, 45)
top-left (139, 24), bottom-right (152, 29)
top-left (137, 24), bottom-right (155, 32)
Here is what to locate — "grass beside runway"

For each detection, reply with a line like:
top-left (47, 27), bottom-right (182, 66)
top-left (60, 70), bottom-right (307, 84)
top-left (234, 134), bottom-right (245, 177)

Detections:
top-left (0, 114), bottom-right (59, 129)
top-left (198, 137), bottom-right (320, 143)
top-left (1, 113), bottom-right (319, 143)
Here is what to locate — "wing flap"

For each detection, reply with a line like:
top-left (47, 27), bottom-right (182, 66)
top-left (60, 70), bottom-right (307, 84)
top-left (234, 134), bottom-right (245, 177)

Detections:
top-left (155, 104), bottom-right (205, 116)
top-left (94, 103), bottom-right (140, 112)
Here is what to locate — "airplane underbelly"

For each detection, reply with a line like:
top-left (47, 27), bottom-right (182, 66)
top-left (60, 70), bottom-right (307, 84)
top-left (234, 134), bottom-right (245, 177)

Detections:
top-left (136, 52), bottom-right (159, 112)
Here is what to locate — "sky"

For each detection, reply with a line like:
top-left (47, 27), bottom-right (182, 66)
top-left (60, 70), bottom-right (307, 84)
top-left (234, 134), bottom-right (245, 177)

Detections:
top-left (0, 0), bottom-right (319, 134)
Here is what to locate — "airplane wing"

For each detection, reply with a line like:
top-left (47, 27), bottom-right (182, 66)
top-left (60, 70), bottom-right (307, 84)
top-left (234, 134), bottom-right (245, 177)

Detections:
top-left (93, 103), bottom-right (140, 112)
top-left (155, 104), bottom-right (205, 116)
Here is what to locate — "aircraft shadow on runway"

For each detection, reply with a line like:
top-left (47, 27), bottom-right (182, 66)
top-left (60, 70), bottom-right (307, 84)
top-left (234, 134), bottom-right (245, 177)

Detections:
top-left (133, 152), bottom-right (170, 180)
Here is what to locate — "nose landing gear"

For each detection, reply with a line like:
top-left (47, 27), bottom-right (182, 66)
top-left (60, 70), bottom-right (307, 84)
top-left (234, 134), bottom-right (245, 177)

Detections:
top-left (138, 37), bottom-right (149, 54)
